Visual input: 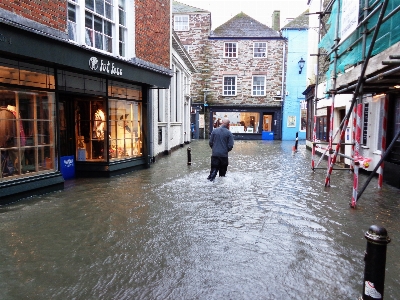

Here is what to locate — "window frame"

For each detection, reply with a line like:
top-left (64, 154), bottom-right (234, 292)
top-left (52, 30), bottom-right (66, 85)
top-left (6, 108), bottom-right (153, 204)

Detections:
top-left (252, 76), bottom-right (266, 96)
top-left (223, 76), bottom-right (237, 96)
top-left (224, 42), bottom-right (237, 58)
top-left (118, 0), bottom-right (127, 56)
top-left (67, 0), bottom-right (78, 42)
top-left (174, 15), bottom-right (189, 31)
top-left (253, 42), bottom-right (267, 58)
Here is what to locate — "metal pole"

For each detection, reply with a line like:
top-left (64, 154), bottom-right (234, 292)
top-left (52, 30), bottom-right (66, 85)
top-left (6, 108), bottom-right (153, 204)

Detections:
top-left (311, 116), bottom-right (317, 170)
top-left (324, 0), bottom-right (341, 186)
top-left (361, 225), bottom-right (391, 299)
top-left (187, 147), bottom-right (191, 165)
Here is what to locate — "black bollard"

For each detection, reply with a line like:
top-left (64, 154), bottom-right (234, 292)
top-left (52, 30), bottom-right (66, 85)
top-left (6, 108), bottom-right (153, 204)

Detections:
top-left (294, 132), bottom-right (298, 151)
top-left (362, 225), bottom-right (391, 300)
top-left (187, 147), bottom-right (191, 165)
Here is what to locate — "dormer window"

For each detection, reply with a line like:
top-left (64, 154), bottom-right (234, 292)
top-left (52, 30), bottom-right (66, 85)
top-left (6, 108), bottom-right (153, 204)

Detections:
top-left (174, 15), bottom-right (189, 31)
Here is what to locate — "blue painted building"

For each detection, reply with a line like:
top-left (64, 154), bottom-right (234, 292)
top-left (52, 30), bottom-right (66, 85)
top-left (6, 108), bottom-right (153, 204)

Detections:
top-left (281, 11), bottom-right (309, 140)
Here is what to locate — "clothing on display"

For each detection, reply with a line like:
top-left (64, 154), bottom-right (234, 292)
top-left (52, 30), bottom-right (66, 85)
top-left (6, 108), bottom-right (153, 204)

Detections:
top-left (93, 108), bottom-right (105, 140)
top-left (0, 107), bottom-right (16, 148)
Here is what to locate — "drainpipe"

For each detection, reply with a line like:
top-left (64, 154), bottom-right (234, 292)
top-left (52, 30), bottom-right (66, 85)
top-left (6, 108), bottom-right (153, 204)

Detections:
top-left (280, 42), bottom-right (286, 139)
top-left (147, 88), bottom-right (154, 165)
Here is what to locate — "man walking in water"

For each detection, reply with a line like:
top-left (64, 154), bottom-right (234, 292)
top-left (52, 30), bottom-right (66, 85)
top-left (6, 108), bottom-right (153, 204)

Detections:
top-left (208, 118), bottom-right (234, 181)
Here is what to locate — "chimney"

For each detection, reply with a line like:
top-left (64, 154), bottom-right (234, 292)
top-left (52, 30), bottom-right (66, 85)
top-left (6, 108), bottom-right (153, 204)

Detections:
top-left (272, 10), bottom-right (280, 31)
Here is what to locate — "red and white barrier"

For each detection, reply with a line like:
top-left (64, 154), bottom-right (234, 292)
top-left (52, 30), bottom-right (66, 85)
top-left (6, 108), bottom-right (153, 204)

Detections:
top-left (377, 96), bottom-right (388, 188)
top-left (311, 115), bottom-right (317, 170)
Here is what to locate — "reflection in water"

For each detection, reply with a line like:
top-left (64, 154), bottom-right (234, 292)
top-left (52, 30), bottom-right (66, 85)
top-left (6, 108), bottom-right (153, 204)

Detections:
top-left (0, 140), bottom-right (399, 299)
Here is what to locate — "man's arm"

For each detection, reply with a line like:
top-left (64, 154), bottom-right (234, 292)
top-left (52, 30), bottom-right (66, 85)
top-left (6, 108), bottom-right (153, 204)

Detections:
top-left (227, 132), bottom-right (234, 151)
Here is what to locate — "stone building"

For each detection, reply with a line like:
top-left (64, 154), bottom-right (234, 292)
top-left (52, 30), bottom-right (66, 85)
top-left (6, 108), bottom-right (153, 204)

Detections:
top-left (173, 2), bottom-right (286, 140)
top-left (0, 0), bottom-right (172, 204)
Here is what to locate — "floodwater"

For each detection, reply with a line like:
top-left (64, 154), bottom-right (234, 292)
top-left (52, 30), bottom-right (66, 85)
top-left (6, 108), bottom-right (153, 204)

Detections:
top-left (0, 140), bottom-right (399, 300)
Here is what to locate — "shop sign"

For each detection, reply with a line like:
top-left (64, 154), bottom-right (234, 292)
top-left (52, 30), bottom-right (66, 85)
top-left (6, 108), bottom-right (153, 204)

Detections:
top-left (89, 57), bottom-right (122, 76)
top-left (0, 33), bottom-right (12, 44)
top-left (316, 107), bottom-right (327, 116)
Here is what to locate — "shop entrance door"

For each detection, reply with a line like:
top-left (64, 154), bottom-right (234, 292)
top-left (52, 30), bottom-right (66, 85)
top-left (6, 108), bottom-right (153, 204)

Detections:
top-left (59, 98), bottom-right (75, 158)
top-left (263, 115), bottom-right (272, 131)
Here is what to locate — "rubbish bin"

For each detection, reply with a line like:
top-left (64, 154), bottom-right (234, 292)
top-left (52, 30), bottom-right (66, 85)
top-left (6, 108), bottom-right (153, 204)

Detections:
top-left (60, 155), bottom-right (75, 179)
top-left (262, 131), bottom-right (274, 140)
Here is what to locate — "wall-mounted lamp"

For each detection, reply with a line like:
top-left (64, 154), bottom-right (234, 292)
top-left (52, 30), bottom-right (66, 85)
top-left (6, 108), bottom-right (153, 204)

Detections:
top-left (298, 57), bottom-right (305, 74)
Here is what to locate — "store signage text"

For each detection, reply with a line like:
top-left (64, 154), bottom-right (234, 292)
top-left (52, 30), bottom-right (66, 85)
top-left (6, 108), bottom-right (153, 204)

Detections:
top-left (89, 57), bottom-right (122, 76)
top-left (0, 33), bottom-right (12, 44)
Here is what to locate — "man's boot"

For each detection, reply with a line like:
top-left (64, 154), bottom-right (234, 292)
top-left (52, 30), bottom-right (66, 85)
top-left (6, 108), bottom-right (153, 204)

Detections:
top-left (208, 168), bottom-right (218, 181)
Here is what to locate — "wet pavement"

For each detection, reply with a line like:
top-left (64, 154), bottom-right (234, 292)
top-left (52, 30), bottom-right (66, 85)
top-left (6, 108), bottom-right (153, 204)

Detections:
top-left (0, 140), bottom-right (399, 299)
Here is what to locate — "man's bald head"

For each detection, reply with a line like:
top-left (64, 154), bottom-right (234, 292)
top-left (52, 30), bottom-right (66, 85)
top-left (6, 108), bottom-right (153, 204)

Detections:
top-left (222, 118), bottom-right (230, 126)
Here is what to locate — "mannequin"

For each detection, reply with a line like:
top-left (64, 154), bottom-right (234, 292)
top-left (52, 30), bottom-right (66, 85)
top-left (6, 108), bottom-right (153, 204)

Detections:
top-left (92, 102), bottom-right (105, 159)
top-left (93, 103), bottom-right (105, 140)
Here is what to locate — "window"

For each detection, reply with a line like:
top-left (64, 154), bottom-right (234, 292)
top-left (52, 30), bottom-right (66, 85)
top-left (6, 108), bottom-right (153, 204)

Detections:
top-left (68, 1), bottom-right (78, 41)
top-left (68, 0), bottom-right (129, 56)
top-left (109, 99), bottom-right (142, 160)
top-left (254, 42), bottom-right (267, 58)
top-left (1, 88), bottom-right (56, 181)
top-left (300, 101), bottom-right (307, 131)
top-left (252, 76), bottom-right (265, 96)
top-left (85, 0), bottom-right (114, 53)
top-left (174, 15), bottom-right (189, 31)
top-left (224, 43), bottom-right (237, 58)
top-left (213, 112), bottom-right (260, 134)
top-left (223, 76), bottom-right (236, 96)
top-left (118, 0), bottom-right (126, 56)
top-left (316, 116), bottom-right (328, 141)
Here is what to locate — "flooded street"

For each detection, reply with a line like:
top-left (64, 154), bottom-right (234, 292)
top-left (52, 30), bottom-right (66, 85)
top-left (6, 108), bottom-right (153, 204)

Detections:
top-left (1, 140), bottom-right (399, 299)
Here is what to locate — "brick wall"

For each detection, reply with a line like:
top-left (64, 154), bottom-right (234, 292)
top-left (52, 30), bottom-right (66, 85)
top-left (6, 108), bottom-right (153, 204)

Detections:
top-left (0, 0), bottom-right (67, 32)
top-left (135, 0), bottom-right (170, 69)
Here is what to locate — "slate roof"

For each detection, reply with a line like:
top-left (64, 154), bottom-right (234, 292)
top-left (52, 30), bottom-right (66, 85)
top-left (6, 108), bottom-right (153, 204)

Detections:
top-left (282, 10), bottom-right (309, 29)
top-left (210, 12), bottom-right (280, 38)
top-left (172, 1), bottom-right (210, 14)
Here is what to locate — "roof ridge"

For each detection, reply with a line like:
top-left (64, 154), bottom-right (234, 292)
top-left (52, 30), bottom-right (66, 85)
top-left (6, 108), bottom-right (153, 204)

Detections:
top-left (211, 12), bottom-right (280, 38)
top-left (172, 1), bottom-right (210, 13)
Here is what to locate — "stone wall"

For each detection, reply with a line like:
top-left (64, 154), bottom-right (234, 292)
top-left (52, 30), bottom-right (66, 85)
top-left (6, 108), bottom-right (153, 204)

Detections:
top-left (173, 13), bottom-right (211, 103)
top-left (174, 12), bottom-right (285, 107)
top-left (208, 39), bottom-right (285, 106)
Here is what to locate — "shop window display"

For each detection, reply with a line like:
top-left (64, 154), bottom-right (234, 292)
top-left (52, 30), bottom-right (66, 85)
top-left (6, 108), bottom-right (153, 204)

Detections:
top-left (0, 88), bottom-right (55, 180)
top-left (109, 100), bottom-right (142, 160)
top-left (213, 111), bottom-right (260, 133)
top-left (75, 100), bottom-right (107, 161)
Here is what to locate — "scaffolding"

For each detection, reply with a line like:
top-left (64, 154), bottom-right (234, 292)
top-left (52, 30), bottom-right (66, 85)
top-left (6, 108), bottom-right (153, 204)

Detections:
top-left (310, 0), bottom-right (400, 207)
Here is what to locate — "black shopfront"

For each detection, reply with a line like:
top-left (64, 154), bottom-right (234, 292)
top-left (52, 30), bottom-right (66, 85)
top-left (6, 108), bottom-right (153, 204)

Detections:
top-left (0, 23), bottom-right (170, 204)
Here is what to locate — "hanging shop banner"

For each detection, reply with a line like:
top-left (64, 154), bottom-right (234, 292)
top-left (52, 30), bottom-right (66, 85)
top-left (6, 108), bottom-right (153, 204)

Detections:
top-left (340, 0), bottom-right (359, 42)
